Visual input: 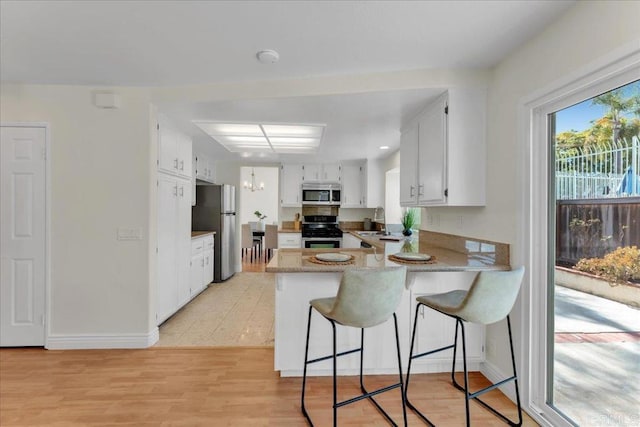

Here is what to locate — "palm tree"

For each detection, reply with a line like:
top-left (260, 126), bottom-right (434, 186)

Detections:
top-left (591, 87), bottom-right (640, 142)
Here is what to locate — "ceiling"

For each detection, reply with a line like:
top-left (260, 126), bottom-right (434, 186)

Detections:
top-left (0, 0), bottom-right (575, 162)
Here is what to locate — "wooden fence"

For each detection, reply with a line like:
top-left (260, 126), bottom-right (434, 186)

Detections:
top-left (556, 198), bottom-right (640, 266)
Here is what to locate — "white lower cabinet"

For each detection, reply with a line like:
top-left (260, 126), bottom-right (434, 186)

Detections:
top-left (204, 236), bottom-right (214, 286)
top-left (342, 233), bottom-right (362, 249)
top-left (189, 234), bottom-right (215, 299)
top-left (274, 271), bottom-right (484, 376)
top-left (189, 239), bottom-right (205, 300)
top-left (277, 232), bottom-right (302, 248)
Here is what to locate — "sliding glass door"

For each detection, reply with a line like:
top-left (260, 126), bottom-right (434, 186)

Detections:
top-left (527, 59), bottom-right (639, 427)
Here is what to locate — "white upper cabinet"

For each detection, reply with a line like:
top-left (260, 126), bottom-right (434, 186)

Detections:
top-left (280, 164), bottom-right (303, 207)
top-left (158, 115), bottom-right (192, 179)
top-left (400, 87), bottom-right (486, 207)
top-left (400, 120), bottom-right (420, 206)
top-left (195, 152), bottom-right (215, 183)
top-left (322, 163), bottom-right (341, 182)
top-left (341, 163), bottom-right (365, 208)
top-left (302, 164), bottom-right (321, 181)
top-left (302, 163), bottom-right (341, 182)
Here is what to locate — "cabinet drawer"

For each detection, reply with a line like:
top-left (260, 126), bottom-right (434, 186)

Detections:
top-left (191, 238), bottom-right (205, 256)
top-left (278, 233), bottom-right (302, 248)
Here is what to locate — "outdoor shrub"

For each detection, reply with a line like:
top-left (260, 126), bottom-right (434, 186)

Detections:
top-left (574, 246), bottom-right (640, 285)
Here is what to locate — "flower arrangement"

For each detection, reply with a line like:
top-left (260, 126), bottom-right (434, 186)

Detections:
top-left (573, 246), bottom-right (640, 285)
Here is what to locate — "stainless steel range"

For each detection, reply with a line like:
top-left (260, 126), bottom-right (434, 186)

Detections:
top-left (301, 206), bottom-right (343, 248)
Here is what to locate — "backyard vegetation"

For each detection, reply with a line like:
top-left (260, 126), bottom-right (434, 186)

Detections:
top-left (574, 245), bottom-right (640, 285)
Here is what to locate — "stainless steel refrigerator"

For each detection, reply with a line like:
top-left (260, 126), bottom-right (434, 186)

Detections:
top-left (192, 184), bottom-right (236, 282)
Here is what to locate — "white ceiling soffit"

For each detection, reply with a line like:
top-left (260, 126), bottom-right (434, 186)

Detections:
top-left (166, 87), bottom-right (444, 162)
top-left (0, 1), bottom-right (575, 86)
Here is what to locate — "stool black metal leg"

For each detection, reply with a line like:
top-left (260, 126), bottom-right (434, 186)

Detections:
top-left (393, 313), bottom-right (409, 427)
top-left (460, 319), bottom-right (471, 427)
top-left (449, 316), bottom-right (523, 427)
top-left (359, 319), bottom-right (405, 426)
top-left (332, 320), bottom-right (338, 427)
top-left (404, 303), bottom-right (436, 426)
top-left (301, 306), bottom-right (313, 426)
top-left (302, 310), bottom-right (407, 426)
top-left (507, 316), bottom-right (523, 426)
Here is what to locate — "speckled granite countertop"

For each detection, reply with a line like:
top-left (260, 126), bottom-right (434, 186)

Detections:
top-left (266, 231), bottom-right (510, 273)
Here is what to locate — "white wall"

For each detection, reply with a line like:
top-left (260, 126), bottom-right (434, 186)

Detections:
top-left (0, 85), bottom-right (155, 342)
top-left (423, 0), bottom-right (640, 393)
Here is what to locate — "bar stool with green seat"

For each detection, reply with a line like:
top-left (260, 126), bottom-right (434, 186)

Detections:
top-left (404, 266), bottom-right (525, 427)
top-left (301, 267), bottom-right (408, 426)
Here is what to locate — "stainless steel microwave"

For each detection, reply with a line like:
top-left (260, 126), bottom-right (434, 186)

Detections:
top-left (301, 183), bottom-right (341, 205)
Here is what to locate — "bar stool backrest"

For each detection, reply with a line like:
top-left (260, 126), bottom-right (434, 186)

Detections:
top-left (458, 266), bottom-right (525, 325)
top-left (330, 267), bottom-right (407, 328)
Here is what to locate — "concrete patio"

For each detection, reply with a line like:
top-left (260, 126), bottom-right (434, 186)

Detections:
top-left (553, 285), bottom-right (640, 426)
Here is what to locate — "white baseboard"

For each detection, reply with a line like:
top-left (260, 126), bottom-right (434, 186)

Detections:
top-left (46, 328), bottom-right (159, 350)
top-left (480, 360), bottom-right (518, 402)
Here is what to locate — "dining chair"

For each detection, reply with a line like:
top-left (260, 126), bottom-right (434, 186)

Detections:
top-left (241, 223), bottom-right (259, 262)
top-left (263, 224), bottom-right (278, 262)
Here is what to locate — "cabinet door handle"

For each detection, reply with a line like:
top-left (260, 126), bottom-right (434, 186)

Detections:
top-left (173, 185), bottom-right (178, 196)
top-left (179, 160), bottom-right (184, 171)
top-left (201, 259), bottom-right (205, 267)
top-left (410, 185), bottom-right (415, 197)
top-left (179, 187), bottom-right (184, 197)
top-left (174, 158), bottom-right (179, 169)
top-left (418, 184), bottom-right (424, 196)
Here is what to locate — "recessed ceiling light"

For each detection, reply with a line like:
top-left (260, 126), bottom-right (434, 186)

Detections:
top-left (379, 146), bottom-right (390, 150)
top-left (256, 49), bottom-right (279, 64)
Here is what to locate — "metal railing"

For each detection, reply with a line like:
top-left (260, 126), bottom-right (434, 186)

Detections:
top-left (555, 136), bottom-right (639, 200)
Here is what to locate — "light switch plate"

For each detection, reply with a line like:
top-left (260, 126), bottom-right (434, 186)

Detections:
top-left (117, 227), bottom-right (143, 240)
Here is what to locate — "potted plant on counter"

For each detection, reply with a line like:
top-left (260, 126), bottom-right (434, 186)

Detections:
top-left (401, 208), bottom-right (417, 236)
top-left (254, 210), bottom-right (267, 231)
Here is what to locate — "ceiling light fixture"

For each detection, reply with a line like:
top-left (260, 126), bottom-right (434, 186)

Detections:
top-left (379, 145), bottom-right (390, 150)
top-left (256, 49), bottom-right (279, 64)
top-left (244, 168), bottom-right (265, 192)
top-left (193, 121), bottom-right (325, 155)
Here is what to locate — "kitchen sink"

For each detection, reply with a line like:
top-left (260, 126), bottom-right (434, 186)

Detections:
top-left (356, 231), bottom-right (383, 236)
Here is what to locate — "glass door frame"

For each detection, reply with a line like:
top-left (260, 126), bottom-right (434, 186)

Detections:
top-left (520, 49), bottom-right (639, 426)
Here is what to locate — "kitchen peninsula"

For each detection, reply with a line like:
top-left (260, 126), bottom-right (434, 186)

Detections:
top-left (267, 231), bottom-right (510, 377)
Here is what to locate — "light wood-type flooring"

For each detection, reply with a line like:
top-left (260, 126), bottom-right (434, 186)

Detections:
top-left (0, 347), bottom-right (538, 426)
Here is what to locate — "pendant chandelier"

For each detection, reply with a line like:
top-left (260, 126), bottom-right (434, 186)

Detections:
top-left (244, 168), bottom-right (265, 192)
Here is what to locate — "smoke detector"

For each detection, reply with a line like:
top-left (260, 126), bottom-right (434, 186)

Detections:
top-left (256, 49), bottom-right (280, 64)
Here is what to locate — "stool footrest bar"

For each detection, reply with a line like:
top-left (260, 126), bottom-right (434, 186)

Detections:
top-left (335, 383), bottom-right (402, 408)
top-left (306, 348), bottom-right (361, 365)
top-left (410, 343), bottom-right (455, 360)
top-left (468, 375), bottom-right (517, 400)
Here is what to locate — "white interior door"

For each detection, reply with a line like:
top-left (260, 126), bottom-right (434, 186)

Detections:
top-left (1, 126), bottom-right (46, 346)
